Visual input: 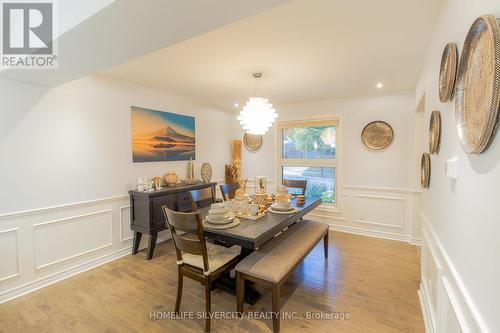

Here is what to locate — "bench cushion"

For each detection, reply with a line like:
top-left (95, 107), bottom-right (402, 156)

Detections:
top-left (235, 220), bottom-right (328, 283)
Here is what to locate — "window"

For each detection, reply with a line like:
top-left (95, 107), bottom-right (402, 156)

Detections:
top-left (278, 118), bottom-right (338, 204)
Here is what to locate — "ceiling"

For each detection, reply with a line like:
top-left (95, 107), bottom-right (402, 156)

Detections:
top-left (0, 0), bottom-right (289, 87)
top-left (102, 0), bottom-right (443, 110)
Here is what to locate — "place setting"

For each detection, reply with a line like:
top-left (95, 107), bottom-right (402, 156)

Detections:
top-left (203, 202), bottom-right (240, 229)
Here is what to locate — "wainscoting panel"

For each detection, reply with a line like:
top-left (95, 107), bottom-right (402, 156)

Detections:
top-left (119, 206), bottom-right (133, 242)
top-left (33, 210), bottom-right (113, 270)
top-left (353, 194), bottom-right (404, 229)
top-left (0, 228), bottom-right (20, 283)
top-left (0, 195), bottom-right (160, 304)
top-left (419, 212), bottom-right (487, 333)
top-left (306, 185), bottom-right (421, 244)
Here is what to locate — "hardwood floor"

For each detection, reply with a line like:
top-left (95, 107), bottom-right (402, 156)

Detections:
top-left (0, 231), bottom-right (424, 333)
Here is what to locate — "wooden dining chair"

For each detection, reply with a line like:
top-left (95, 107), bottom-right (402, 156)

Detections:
top-left (189, 187), bottom-right (216, 211)
top-left (162, 206), bottom-right (240, 332)
top-left (219, 183), bottom-right (240, 201)
top-left (283, 179), bottom-right (308, 195)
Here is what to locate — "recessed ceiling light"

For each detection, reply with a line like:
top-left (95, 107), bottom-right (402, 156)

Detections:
top-left (234, 102), bottom-right (239, 108)
top-left (376, 82), bottom-right (383, 89)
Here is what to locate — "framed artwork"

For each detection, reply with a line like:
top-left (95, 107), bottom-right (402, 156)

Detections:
top-left (131, 106), bottom-right (195, 162)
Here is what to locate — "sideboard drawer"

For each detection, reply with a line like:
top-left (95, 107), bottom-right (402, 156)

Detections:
top-left (152, 195), bottom-right (176, 227)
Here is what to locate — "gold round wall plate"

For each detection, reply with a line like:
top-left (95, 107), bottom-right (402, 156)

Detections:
top-left (429, 111), bottom-right (441, 154)
top-left (455, 15), bottom-right (500, 154)
top-left (361, 121), bottom-right (394, 150)
top-left (243, 133), bottom-right (263, 152)
top-left (439, 43), bottom-right (458, 103)
top-left (421, 153), bottom-right (431, 189)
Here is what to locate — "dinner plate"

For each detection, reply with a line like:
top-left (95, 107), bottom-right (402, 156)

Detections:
top-left (203, 218), bottom-right (240, 229)
top-left (268, 207), bottom-right (298, 214)
top-left (270, 203), bottom-right (294, 212)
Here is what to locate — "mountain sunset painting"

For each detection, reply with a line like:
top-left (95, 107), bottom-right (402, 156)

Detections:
top-left (131, 106), bottom-right (195, 162)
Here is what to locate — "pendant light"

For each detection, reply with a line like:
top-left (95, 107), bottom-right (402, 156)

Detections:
top-left (237, 73), bottom-right (278, 135)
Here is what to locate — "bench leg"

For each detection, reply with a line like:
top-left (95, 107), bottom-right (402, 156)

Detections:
top-left (323, 231), bottom-right (329, 258)
top-left (236, 272), bottom-right (245, 315)
top-left (272, 284), bottom-right (280, 333)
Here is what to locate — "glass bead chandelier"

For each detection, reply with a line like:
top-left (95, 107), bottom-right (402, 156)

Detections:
top-left (237, 73), bottom-right (278, 135)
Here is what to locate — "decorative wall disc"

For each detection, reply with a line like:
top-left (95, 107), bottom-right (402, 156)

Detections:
top-left (361, 121), bottom-right (394, 150)
top-left (243, 133), bottom-right (263, 152)
top-left (439, 43), bottom-right (458, 103)
top-left (429, 111), bottom-right (441, 154)
top-left (455, 15), bottom-right (500, 154)
top-left (421, 153), bottom-right (431, 189)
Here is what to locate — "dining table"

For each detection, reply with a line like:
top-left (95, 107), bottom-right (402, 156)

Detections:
top-left (198, 197), bottom-right (322, 304)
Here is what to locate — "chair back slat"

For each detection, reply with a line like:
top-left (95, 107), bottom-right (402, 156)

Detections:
top-left (219, 183), bottom-right (240, 201)
top-left (283, 179), bottom-right (308, 195)
top-left (189, 187), bottom-right (216, 210)
top-left (172, 233), bottom-right (205, 255)
top-left (162, 206), bottom-right (208, 262)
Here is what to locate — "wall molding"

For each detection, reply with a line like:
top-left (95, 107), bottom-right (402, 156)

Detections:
top-left (33, 210), bottom-right (114, 270)
top-left (0, 195), bottom-right (129, 221)
top-left (343, 185), bottom-right (422, 194)
top-left (352, 194), bottom-right (405, 230)
top-left (420, 211), bottom-right (489, 333)
top-left (0, 228), bottom-right (20, 283)
top-left (119, 206), bottom-right (133, 242)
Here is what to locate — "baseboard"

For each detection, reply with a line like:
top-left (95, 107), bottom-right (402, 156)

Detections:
top-left (0, 247), bottom-right (132, 304)
top-left (328, 224), bottom-right (421, 246)
top-left (419, 283), bottom-right (435, 333)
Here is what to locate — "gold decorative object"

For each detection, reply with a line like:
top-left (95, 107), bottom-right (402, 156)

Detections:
top-left (187, 158), bottom-right (195, 181)
top-left (455, 15), bottom-right (500, 154)
top-left (200, 162), bottom-right (212, 183)
top-left (243, 133), bottom-right (263, 152)
top-left (361, 121), bottom-right (394, 150)
top-left (151, 177), bottom-right (163, 190)
top-left (439, 43), bottom-right (458, 103)
top-left (253, 192), bottom-right (268, 206)
top-left (254, 176), bottom-right (267, 193)
top-left (429, 111), bottom-right (441, 154)
top-left (163, 172), bottom-right (178, 187)
top-left (421, 153), bottom-right (431, 189)
top-left (225, 140), bottom-right (243, 187)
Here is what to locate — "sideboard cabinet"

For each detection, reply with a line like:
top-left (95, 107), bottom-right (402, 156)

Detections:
top-left (128, 182), bottom-right (217, 259)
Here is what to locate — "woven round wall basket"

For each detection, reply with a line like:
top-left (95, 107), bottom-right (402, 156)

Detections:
top-left (243, 133), bottom-right (263, 152)
top-left (361, 121), bottom-right (394, 150)
top-left (429, 111), bottom-right (441, 154)
top-left (438, 42), bottom-right (458, 103)
top-left (455, 15), bottom-right (500, 154)
top-left (421, 153), bottom-right (431, 189)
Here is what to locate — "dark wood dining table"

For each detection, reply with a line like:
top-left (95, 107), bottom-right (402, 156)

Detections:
top-left (198, 197), bottom-right (322, 304)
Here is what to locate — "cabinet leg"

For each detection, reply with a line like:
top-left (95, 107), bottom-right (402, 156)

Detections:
top-left (132, 232), bottom-right (142, 255)
top-left (147, 232), bottom-right (158, 260)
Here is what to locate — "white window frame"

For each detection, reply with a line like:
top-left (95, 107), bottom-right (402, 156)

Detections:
top-left (275, 115), bottom-right (341, 210)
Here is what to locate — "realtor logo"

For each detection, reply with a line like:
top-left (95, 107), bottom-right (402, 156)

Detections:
top-left (1, 0), bottom-right (57, 69)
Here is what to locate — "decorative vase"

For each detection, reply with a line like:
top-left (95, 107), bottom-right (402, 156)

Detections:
top-left (201, 162), bottom-right (212, 183)
top-left (163, 172), bottom-right (178, 187)
top-left (187, 158), bottom-right (195, 181)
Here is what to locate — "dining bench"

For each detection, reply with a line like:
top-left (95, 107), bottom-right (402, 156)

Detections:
top-left (235, 219), bottom-right (329, 333)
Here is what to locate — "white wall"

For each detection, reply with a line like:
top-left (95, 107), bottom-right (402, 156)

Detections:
top-left (0, 75), bottom-right (232, 214)
top-left (235, 92), bottom-right (422, 243)
top-left (415, 0), bottom-right (500, 332)
top-left (0, 74), bottom-right (233, 302)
